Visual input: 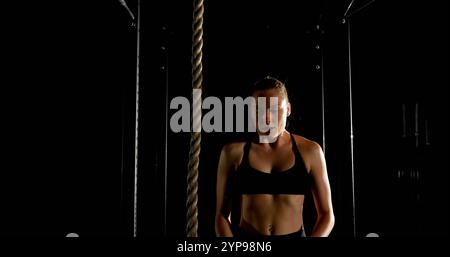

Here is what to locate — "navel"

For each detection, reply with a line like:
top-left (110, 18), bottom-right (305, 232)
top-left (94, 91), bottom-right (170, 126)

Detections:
top-left (268, 224), bottom-right (274, 234)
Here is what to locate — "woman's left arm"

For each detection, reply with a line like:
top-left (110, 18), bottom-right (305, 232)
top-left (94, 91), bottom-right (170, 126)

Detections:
top-left (308, 142), bottom-right (335, 237)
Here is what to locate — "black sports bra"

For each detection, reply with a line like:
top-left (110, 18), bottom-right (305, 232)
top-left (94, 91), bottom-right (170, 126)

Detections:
top-left (228, 133), bottom-right (311, 195)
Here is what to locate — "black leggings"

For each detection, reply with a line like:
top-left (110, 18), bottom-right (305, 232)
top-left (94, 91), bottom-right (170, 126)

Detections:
top-left (234, 227), bottom-right (306, 238)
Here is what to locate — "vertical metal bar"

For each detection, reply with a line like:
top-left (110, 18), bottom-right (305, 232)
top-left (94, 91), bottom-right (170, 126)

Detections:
top-left (425, 119), bottom-right (430, 145)
top-left (347, 18), bottom-right (357, 237)
top-left (415, 102), bottom-right (419, 148)
top-left (120, 87), bottom-right (126, 235)
top-left (320, 43), bottom-right (326, 154)
top-left (402, 103), bottom-right (407, 138)
top-left (133, 0), bottom-right (141, 238)
top-left (163, 38), bottom-right (169, 237)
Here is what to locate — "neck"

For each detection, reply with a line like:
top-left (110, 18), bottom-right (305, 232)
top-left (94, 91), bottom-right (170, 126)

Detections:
top-left (253, 130), bottom-right (289, 148)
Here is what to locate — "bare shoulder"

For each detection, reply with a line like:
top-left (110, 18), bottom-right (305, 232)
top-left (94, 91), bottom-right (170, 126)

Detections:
top-left (291, 133), bottom-right (324, 173)
top-left (220, 141), bottom-right (246, 170)
top-left (291, 133), bottom-right (323, 155)
top-left (221, 141), bottom-right (246, 156)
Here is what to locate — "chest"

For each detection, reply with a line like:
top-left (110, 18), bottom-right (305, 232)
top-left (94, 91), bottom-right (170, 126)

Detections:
top-left (247, 145), bottom-right (295, 173)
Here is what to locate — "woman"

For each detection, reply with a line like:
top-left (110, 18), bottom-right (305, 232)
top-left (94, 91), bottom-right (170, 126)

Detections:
top-left (215, 76), bottom-right (334, 237)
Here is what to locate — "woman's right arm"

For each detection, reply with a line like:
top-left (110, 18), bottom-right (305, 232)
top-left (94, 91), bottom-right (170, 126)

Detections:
top-left (215, 144), bottom-right (237, 237)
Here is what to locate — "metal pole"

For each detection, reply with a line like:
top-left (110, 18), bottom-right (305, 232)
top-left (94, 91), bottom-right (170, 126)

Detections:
top-left (163, 36), bottom-right (169, 237)
top-left (346, 18), bottom-right (357, 237)
top-left (133, 0), bottom-right (141, 238)
top-left (320, 43), bottom-right (326, 154)
top-left (344, 0), bottom-right (356, 17)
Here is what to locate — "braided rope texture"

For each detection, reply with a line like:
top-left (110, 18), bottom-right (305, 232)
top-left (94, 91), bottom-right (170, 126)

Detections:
top-left (187, 0), bottom-right (204, 237)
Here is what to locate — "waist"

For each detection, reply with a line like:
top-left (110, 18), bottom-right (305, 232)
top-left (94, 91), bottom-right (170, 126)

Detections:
top-left (235, 226), bottom-right (306, 238)
top-left (237, 211), bottom-right (304, 238)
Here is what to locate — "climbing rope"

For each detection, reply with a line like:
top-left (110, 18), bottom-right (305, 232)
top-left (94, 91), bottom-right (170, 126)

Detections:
top-left (187, 0), bottom-right (204, 237)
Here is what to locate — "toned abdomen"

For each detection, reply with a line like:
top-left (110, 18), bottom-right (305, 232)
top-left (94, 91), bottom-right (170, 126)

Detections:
top-left (240, 194), bottom-right (304, 235)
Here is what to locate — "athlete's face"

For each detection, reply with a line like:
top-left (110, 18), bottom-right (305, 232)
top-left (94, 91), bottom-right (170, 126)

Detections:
top-left (252, 88), bottom-right (291, 139)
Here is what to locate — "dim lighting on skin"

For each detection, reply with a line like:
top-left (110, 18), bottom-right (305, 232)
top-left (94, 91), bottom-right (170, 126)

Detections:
top-left (170, 89), bottom-right (280, 143)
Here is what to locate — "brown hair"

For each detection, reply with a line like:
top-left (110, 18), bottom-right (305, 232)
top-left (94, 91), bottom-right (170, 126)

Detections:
top-left (250, 76), bottom-right (289, 102)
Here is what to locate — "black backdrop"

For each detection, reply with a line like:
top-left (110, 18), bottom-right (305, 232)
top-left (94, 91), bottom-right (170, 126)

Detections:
top-left (0, 0), bottom-right (447, 237)
top-left (1, 0), bottom-right (135, 236)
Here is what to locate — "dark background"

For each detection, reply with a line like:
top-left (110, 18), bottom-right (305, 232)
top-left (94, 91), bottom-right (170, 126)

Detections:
top-left (0, 0), bottom-right (447, 237)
